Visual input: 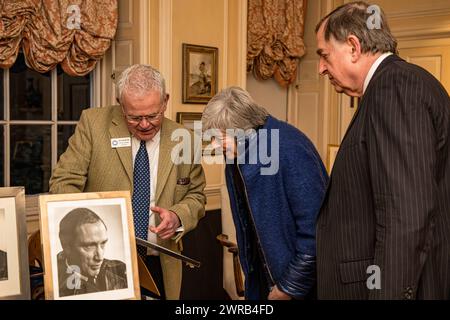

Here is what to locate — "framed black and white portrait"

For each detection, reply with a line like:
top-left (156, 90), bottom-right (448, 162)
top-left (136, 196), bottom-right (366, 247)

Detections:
top-left (0, 187), bottom-right (30, 300)
top-left (39, 191), bottom-right (140, 300)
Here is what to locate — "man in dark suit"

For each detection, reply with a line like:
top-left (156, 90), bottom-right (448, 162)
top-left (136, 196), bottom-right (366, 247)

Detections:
top-left (57, 207), bottom-right (127, 297)
top-left (315, 1), bottom-right (450, 299)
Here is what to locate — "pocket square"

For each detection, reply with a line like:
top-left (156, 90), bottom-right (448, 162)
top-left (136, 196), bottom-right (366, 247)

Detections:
top-left (177, 178), bottom-right (190, 185)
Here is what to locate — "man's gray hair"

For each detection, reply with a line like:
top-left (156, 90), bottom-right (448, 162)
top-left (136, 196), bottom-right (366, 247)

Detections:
top-left (116, 64), bottom-right (166, 104)
top-left (202, 87), bottom-right (268, 132)
top-left (315, 1), bottom-right (397, 54)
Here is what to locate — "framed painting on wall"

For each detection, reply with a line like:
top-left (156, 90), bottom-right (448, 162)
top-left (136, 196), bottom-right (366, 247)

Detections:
top-left (176, 112), bottom-right (203, 131)
top-left (182, 43), bottom-right (218, 104)
top-left (176, 112), bottom-right (218, 157)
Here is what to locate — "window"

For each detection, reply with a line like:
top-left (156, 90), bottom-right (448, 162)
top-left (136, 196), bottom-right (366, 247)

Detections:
top-left (1, 53), bottom-right (93, 194)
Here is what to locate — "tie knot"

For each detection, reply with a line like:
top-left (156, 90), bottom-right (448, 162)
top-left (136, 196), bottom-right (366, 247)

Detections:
top-left (140, 140), bottom-right (146, 148)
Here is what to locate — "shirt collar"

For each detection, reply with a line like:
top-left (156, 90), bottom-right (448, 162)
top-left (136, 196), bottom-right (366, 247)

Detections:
top-left (132, 130), bottom-right (161, 145)
top-left (363, 52), bottom-right (393, 94)
top-left (152, 130), bottom-right (161, 144)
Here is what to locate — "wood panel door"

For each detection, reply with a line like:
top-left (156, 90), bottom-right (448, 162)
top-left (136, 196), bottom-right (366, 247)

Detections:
top-left (399, 45), bottom-right (450, 93)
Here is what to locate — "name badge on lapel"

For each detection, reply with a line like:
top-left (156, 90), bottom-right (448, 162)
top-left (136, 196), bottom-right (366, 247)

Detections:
top-left (111, 137), bottom-right (131, 148)
top-left (177, 178), bottom-right (191, 185)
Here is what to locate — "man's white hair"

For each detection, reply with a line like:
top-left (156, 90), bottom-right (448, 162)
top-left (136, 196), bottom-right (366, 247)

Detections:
top-left (116, 64), bottom-right (166, 103)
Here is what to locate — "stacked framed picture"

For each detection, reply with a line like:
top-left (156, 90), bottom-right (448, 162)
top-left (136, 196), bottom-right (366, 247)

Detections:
top-left (0, 187), bottom-right (30, 300)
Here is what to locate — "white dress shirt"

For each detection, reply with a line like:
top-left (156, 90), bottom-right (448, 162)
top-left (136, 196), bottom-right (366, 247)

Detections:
top-left (363, 52), bottom-right (393, 94)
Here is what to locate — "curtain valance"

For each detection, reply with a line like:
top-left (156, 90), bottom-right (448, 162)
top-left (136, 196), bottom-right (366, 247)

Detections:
top-left (0, 0), bottom-right (118, 76)
top-left (247, 0), bottom-right (306, 87)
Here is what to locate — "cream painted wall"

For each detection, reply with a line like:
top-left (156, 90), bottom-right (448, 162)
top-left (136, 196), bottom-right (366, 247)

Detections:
top-left (171, 0), bottom-right (226, 119)
top-left (168, 0), bottom-right (247, 213)
top-left (246, 75), bottom-right (288, 121)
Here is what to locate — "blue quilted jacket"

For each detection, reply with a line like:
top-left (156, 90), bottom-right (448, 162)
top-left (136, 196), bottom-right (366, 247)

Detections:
top-left (225, 116), bottom-right (328, 299)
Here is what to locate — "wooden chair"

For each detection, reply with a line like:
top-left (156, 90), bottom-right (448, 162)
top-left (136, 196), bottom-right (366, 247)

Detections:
top-left (216, 234), bottom-right (244, 297)
top-left (28, 230), bottom-right (42, 267)
top-left (137, 255), bottom-right (160, 298)
top-left (28, 230), bottom-right (45, 300)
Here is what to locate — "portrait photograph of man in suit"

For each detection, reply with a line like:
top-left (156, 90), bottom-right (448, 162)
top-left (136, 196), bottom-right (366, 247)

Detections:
top-left (315, 1), bottom-right (450, 300)
top-left (54, 206), bottom-right (129, 298)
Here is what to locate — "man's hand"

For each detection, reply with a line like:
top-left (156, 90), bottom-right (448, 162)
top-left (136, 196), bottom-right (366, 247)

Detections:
top-left (149, 206), bottom-right (181, 240)
top-left (268, 286), bottom-right (292, 300)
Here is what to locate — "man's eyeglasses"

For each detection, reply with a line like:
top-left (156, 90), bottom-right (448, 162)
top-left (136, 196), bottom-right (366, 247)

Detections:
top-left (123, 111), bottom-right (164, 124)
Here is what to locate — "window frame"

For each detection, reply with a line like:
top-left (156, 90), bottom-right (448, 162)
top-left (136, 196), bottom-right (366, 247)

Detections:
top-left (1, 66), bottom-right (99, 192)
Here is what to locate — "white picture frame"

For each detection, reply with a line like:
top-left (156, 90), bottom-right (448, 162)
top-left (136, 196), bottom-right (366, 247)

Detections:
top-left (0, 187), bottom-right (30, 300)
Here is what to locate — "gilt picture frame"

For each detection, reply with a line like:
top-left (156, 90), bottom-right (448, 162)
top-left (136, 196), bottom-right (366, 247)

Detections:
top-left (176, 112), bottom-right (203, 131)
top-left (182, 43), bottom-right (218, 104)
top-left (176, 112), bottom-right (216, 156)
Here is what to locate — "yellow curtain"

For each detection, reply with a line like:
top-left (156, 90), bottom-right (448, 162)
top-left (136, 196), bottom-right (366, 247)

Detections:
top-left (247, 0), bottom-right (306, 87)
top-left (0, 0), bottom-right (117, 76)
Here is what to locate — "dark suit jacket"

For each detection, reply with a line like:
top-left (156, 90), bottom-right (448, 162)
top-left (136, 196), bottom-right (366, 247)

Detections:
top-left (317, 55), bottom-right (450, 300)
